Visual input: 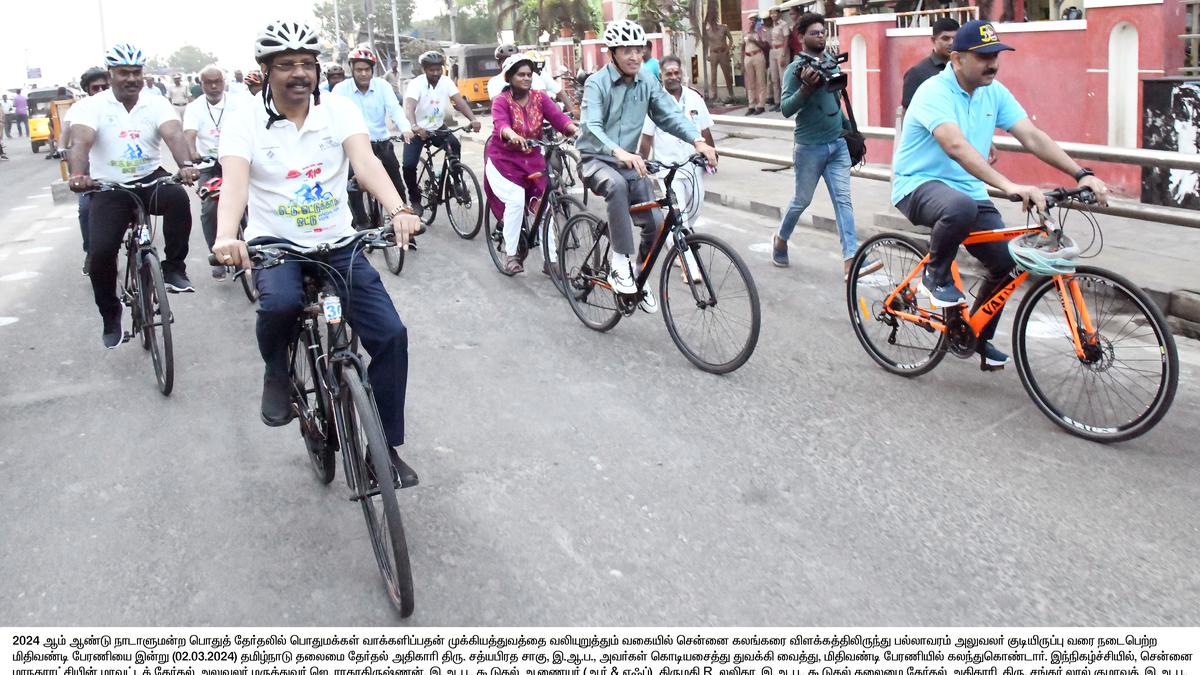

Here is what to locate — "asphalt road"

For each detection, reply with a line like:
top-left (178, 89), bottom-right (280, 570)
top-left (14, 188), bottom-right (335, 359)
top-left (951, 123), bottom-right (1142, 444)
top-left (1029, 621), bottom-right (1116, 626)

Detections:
top-left (1, 138), bottom-right (1198, 626)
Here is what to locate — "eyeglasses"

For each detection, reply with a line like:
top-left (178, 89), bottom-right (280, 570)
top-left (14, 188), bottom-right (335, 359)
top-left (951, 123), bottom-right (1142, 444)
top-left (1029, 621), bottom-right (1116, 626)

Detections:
top-left (273, 61), bottom-right (318, 73)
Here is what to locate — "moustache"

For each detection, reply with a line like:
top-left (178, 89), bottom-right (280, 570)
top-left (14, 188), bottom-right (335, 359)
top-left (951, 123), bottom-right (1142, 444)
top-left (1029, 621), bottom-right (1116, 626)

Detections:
top-left (983, 69), bottom-right (998, 75)
top-left (286, 79), bottom-right (312, 88)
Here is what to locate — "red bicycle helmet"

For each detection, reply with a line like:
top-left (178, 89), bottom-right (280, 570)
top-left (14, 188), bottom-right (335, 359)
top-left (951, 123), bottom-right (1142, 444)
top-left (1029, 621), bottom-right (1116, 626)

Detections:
top-left (348, 46), bottom-right (378, 65)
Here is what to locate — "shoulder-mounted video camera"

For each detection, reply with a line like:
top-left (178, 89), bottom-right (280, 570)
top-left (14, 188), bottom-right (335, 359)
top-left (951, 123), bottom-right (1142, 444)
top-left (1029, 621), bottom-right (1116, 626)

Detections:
top-left (794, 51), bottom-right (848, 93)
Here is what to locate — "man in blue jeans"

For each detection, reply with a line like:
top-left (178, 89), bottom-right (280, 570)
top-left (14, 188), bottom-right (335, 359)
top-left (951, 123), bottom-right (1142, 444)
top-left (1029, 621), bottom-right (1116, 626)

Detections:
top-left (771, 13), bottom-right (862, 280)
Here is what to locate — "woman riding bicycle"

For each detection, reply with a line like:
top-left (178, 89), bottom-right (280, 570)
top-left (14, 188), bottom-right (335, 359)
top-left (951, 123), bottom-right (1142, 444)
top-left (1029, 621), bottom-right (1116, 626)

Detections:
top-left (484, 53), bottom-right (579, 275)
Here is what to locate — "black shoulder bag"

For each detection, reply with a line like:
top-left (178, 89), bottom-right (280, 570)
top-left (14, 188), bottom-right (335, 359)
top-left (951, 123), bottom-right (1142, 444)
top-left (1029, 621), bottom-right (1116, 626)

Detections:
top-left (840, 89), bottom-right (866, 168)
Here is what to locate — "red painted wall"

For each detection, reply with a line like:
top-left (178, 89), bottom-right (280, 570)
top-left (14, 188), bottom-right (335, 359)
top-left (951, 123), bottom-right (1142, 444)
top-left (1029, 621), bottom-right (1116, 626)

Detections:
top-left (839, 2), bottom-right (1187, 197)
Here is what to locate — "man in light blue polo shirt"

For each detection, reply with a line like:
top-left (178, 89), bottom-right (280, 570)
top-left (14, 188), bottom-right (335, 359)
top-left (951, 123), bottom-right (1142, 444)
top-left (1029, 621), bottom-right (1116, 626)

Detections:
top-left (892, 20), bottom-right (1109, 369)
top-left (334, 46), bottom-right (411, 227)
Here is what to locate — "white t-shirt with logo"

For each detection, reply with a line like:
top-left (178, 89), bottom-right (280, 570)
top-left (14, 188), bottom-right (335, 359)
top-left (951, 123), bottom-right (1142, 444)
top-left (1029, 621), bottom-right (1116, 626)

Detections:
top-left (486, 70), bottom-right (561, 100)
top-left (68, 89), bottom-right (180, 182)
top-left (218, 95), bottom-right (368, 246)
top-left (404, 75), bottom-right (458, 131)
top-left (641, 86), bottom-right (712, 164)
top-left (183, 94), bottom-right (234, 158)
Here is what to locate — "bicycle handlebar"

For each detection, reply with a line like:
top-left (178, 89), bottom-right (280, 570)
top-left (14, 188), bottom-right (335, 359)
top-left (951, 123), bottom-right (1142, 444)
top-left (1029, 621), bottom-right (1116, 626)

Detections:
top-left (1006, 186), bottom-right (1098, 209)
top-left (645, 153), bottom-right (709, 175)
top-left (87, 173), bottom-right (187, 193)
top-left (207, 227), bottom-right (395, 267)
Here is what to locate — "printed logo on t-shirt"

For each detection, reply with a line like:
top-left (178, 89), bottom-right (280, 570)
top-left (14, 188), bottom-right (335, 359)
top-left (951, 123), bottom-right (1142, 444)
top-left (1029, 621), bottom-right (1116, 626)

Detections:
top-left (110, 128), bottom-right (152, 175)
top-left (277, 163), bottom-right (336, 232)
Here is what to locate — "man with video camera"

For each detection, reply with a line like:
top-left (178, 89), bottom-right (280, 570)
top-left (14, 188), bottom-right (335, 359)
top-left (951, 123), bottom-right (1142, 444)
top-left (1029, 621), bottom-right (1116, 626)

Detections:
top-left (771, 13), bottom-right (863, 280)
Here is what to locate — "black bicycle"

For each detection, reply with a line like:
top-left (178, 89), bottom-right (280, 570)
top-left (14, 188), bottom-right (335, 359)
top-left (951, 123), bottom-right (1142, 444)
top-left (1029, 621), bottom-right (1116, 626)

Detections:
top-left (483, 134), bottom-right (584, 295)
top-left (414, 125), bottom-right (483, 239)
top-left (195, 157), bottom-right (258, 302)
top-left (212, 228), bottom-right (415, 615)
top-left (88, 174), bottom-right (180, 395)
top-left (348, 154), bottom-right (405, 276)
top-left (559, 155), bottom-right (762, 374)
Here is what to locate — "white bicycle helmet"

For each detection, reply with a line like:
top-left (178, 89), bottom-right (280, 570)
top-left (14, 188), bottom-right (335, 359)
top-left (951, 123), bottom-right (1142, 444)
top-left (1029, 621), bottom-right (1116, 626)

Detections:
top-left (501, 54), bottom-right (537, 82)
top-left (604, 19), bottom-right (647, 48)
top-left (255, 20), bottom-right (322, 63)
top-left (1008, 231), bottom-right (1080, 276)
top-left (105, 43), bottom-right (146, 67)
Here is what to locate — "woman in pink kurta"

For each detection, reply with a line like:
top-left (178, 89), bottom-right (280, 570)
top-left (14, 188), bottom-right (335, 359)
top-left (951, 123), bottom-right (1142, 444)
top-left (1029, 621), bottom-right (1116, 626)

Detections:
top-left (484, 55), bottom-right (578, 275)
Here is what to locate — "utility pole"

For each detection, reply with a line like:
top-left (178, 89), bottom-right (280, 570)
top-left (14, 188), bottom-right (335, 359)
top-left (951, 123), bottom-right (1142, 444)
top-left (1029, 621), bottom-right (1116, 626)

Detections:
top-left (97, 0), bottom-right (108, 54)
top-left (366, 0), bottom-right (376, 52)
top-left (447, 0), bottom-right (457, 43)
top-left (334, 0), bottom-right (342, 62)
top-left (391, 0), bottom-right (401, 69)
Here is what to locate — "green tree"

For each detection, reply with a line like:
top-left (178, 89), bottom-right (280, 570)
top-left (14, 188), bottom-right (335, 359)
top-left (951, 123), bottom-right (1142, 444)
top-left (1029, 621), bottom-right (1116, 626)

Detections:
top-left (167, 45), bottom-right (219, 73)
top-left (313, 0), bottom-right (414, 46)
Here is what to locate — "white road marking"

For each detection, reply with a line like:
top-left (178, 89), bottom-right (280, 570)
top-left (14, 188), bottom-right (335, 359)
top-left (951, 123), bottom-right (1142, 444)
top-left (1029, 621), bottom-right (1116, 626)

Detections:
top-left (41, 226), bottom-right (72, 233)
top-left (0, 317), bottom-right (19, 327)
top-left (0, 271), bottom-right (39, 282)
top-left (18, 247), bottom-right (53, 255)
top-left (747, 242), bottom-right (773, 253)
top-left (26, 195), bottom-right (44, 200)
top-left (11, 205), bottom-right (37, 211)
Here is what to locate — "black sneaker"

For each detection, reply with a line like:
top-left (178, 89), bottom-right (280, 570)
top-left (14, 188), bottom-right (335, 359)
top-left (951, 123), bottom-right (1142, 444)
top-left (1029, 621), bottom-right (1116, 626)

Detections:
top-left (978, 341), bottom-right (1010, 371)
top-left (101, 306), bottom-right (123, 349)
top-left (81, 253), bottom-right (91, 277)
top-left (919, 271), bottom-right (966, 308)
top-left (163, 268), bottom-right (195, 293)
top-left (260, 374), bottom-right (294, 426)
top-left (0, 154), bottom-right (9, 161)
top-left (368, 447), bottom-right (420, 489)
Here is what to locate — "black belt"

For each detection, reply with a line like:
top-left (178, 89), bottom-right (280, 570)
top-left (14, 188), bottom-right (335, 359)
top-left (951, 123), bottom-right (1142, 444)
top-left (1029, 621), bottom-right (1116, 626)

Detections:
top-left (370, 139), bottom-right (394, 147)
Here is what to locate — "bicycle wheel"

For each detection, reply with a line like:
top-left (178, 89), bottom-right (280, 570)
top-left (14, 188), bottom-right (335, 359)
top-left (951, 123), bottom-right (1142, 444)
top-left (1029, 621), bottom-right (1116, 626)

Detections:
top-left (483, 210), bottom-right (513, 275)
top-left (238, 267), bottom-right (259, 303)
top-left (846, 234), bottom-right (947, 377)
top-left (138, 251), bottom-right (174, 396)
top-left (659, 232), bottom-right (761, 374)
top-left (558, 212), bottom-right (621, 332)
top-left (416, 160), bottom-right (438, 227)
top-left (540, 195), bottom-right (583, 297)
top-left (291, 329), bottom-right (335, 483)
top-left (1012, 266), bottom-right (1179, 443)
top-left (446, 162), bottom-right (483, 239)
top-left (339, 368), bottom-right (415, 616)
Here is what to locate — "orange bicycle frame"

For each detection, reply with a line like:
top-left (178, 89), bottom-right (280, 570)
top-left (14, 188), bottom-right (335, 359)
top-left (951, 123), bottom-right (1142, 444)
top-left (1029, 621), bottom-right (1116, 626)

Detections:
top-left (878, 224), bottom-right (1096, 358)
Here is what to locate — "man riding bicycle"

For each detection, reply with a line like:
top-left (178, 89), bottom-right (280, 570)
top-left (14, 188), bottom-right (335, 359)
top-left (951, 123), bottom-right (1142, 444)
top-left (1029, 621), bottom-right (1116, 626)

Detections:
top-left (210, 20), bottom-right (422, 486)
top-left (333, 45), bottom-right (411, 229)
top-left (183, 65), bottom-right (237, 280)
top-left (576, 19), bottom-right (718, 313)
top-left (892, 20), bottom-right (1109, 369)
top-left (68, 43), bottom-right (200, 348)
top-left (401, 50), bottom-right (482, 217)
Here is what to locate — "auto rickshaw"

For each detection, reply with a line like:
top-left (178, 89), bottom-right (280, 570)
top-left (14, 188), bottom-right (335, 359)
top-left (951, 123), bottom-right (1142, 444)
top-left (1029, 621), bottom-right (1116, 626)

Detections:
top-left (445, 43), bottom-right (500, 110)
top-left (25, 87), bottom-right (78, 154)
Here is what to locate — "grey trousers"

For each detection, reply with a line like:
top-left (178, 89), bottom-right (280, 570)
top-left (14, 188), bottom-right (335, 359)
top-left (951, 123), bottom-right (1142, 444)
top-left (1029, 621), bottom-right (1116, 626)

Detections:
top-left (579, 154), bottom-right (661, 258)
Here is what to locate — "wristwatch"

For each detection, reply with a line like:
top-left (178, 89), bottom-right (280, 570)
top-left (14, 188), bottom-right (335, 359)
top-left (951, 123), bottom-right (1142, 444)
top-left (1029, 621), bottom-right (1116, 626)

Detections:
top-left (1073, 167), bottom-right (1094, 182)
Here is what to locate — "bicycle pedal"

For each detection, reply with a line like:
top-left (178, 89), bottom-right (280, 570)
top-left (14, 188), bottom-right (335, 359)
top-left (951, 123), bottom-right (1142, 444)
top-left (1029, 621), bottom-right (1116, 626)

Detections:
top-left (980, 362), bottom-right (1005, 372)
top-left (121, 331), bottom-right (134, 343)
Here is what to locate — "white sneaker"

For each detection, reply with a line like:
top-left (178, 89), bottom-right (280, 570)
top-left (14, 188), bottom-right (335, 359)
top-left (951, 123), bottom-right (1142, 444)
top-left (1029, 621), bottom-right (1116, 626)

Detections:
top-left (639, 283), bottom-right (659, 314)
top-left (607, 260), bottom-right (637, 295)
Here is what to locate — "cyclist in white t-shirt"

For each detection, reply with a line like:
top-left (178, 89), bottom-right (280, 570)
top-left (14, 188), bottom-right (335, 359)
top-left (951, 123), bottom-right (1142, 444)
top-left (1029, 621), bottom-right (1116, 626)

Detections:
top-left (68, 43), bottom-right (201, 348)
top-left (183, 64), bottom-right (238, 280)
top-left (400, 50), bottom-right (481, 216)
top-left (210, 20), bottom-right (422, 487)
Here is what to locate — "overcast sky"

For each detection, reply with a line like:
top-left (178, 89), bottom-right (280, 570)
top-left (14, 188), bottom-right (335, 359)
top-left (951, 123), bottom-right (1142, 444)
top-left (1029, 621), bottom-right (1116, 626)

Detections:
top-left (1, 0), bottom-right (441, 89)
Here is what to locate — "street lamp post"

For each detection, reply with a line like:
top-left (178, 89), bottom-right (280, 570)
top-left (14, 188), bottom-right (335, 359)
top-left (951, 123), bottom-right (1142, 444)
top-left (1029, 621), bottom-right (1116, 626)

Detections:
top-left (334, 0), bottom-right (342, 62)
top-left (392, 0), bottom-right (401, 69)
top-left (98, 0), bottom-right (108, 54)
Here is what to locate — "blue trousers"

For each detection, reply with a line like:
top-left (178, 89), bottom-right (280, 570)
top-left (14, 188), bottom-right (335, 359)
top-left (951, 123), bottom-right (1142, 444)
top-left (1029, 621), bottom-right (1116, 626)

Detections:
top-left (776, 137), bottom-right (858, 260)
top-left (253, 241), bottom-right (410, 447)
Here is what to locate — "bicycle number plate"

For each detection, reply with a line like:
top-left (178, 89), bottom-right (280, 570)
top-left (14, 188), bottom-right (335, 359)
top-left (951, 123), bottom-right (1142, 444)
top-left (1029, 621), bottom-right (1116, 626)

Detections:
top-left (322, 295), bottom-right (343, 324)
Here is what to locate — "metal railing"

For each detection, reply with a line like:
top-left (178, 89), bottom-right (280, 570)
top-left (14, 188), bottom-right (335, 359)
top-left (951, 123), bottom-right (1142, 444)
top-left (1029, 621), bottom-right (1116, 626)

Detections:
top-left (893, 6), bottom-right (980, 29)
top-left (711, 113), bottom-right (1200, 229)
top-left (1182, 0), bottom-right (1200, 74)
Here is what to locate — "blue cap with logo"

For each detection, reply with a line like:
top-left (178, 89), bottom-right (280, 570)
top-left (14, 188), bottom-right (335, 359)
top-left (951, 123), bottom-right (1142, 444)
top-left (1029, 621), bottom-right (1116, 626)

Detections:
top-left (952, 20), bottom-right (1015, 54)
